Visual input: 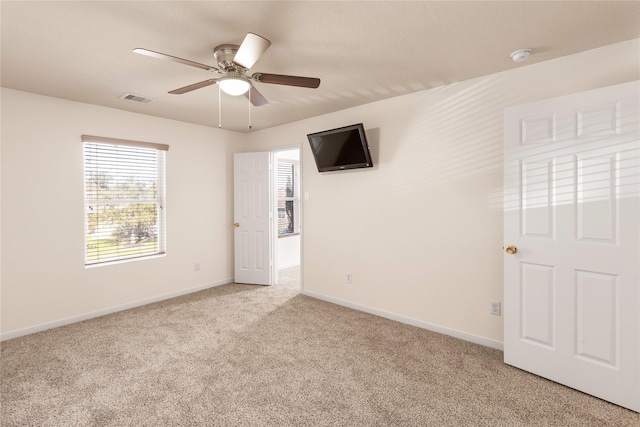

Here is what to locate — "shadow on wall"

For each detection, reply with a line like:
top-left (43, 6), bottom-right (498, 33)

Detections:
top-left (389, 76), bottom-right (513, 198)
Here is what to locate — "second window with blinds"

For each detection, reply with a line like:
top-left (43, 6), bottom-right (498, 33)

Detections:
top-left (276, 159), bottom-right (300, 236)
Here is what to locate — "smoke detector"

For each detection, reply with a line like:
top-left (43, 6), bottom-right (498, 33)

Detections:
top-left (511, 48), bottom-right (532, 63)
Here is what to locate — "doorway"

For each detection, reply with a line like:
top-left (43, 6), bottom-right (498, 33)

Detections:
top-left (274, 147), bottom-right (301, 290)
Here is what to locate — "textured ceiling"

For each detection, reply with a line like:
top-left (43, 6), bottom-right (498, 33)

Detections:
top-left (1, 1), bottom-right (639, 133)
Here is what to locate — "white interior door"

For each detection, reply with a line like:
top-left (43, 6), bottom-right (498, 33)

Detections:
top-left (503, 81), bottom-right (639, 412)
top-left (234, 152), bottom-right (273, 285)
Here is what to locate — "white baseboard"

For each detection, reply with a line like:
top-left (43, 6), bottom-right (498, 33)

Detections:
top-left (301, 290), bottom-right (504, 351)
top-left (0, 278), bottom-right (233, 342)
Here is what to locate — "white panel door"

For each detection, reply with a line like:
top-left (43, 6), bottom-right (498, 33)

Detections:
top-left (504, 81), bottom-right (639, 412)
top-left (234, 152), bottom-right (273, 285)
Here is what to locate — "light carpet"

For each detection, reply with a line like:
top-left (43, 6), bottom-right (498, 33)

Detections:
top-left (1, 267), bottom-right (638, 426)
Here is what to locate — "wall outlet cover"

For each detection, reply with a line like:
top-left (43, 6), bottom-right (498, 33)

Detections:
top-left (490, 301), bottom-right (501, 316)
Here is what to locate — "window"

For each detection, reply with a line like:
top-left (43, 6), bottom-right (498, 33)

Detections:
top-left (82, 135), bottom-right (168, 265)
top-left (276, 160), bottom-right (299, 236)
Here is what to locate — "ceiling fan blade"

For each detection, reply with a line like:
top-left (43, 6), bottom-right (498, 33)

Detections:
top-left (245, 83), bottom-right (268, 107)
top-left (169, 79), bottom-right (218, 94)
top-left (253, 73), bottom-right (320, 88)
top-left (133, 48), bottom-right (218, 72)
top-left (233, 33), bottom-right (271, 70)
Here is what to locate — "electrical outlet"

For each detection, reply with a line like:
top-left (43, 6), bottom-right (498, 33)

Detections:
top-left (194, 263), bottom-right (200, 272)
top-left (346, 273), bottom-right (352, 284)
top-left (490, 301), bottom-right (501, 316)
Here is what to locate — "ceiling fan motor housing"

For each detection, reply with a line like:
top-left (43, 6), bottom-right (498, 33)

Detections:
top-left (214, 44), bottom-right (241, 71)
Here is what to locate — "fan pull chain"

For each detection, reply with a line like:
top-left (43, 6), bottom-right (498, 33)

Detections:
top-left (218, 85), bottom-right (222, 128)
top-left (248, 86), bottom-right (252, 130)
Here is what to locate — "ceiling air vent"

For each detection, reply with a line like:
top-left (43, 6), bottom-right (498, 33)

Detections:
top-left (119, 93), bottom-right (156, 104)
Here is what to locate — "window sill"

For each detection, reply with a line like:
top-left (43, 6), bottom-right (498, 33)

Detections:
top-left (278, 233), bottom-right (300, 239)
top-left (84, 252), bottom-right (166, 268)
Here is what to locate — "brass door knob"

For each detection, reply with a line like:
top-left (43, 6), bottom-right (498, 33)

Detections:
top-left (505, 245), bottom-right (517, 254)
top-left (234, 223), bottom-right (240, 228)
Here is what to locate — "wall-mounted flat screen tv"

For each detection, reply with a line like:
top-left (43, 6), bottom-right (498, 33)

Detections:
top-left (307, 123), bottom-right (373, 172)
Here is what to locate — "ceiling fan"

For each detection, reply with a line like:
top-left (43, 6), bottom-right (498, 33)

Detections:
top-left (133, 33), bottom-right (320, 107)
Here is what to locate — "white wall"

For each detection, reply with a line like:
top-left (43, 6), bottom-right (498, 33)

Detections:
top-left (2, 39), bottom-right (638, 345)
top-left (278, 235), bottom-right (300, 269)
top-left (246, 39), bottom-right (640, 347)
top-left (0, 89), bottom-right (242, 338)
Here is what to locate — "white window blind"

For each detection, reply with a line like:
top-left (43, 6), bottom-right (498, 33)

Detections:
top-left (82, 135), bottom-right (168, 265)
top-left (276, 160), bottom-right (299, 236)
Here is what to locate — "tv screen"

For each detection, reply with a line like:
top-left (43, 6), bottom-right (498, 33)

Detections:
top-left (307, 123), bottom-right (373, 172)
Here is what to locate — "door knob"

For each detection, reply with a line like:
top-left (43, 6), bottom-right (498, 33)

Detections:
top-left (234, 223), bottom-right (240, 228)
top-left (505, 245), bottom-right (517, 254)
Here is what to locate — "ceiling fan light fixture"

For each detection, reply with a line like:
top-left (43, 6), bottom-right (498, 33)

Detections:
top-left (218, 75), bottom-right (251, 96)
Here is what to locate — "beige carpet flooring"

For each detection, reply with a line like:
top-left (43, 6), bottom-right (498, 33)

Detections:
top-left (1, 266), bottom-right (638, 426)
